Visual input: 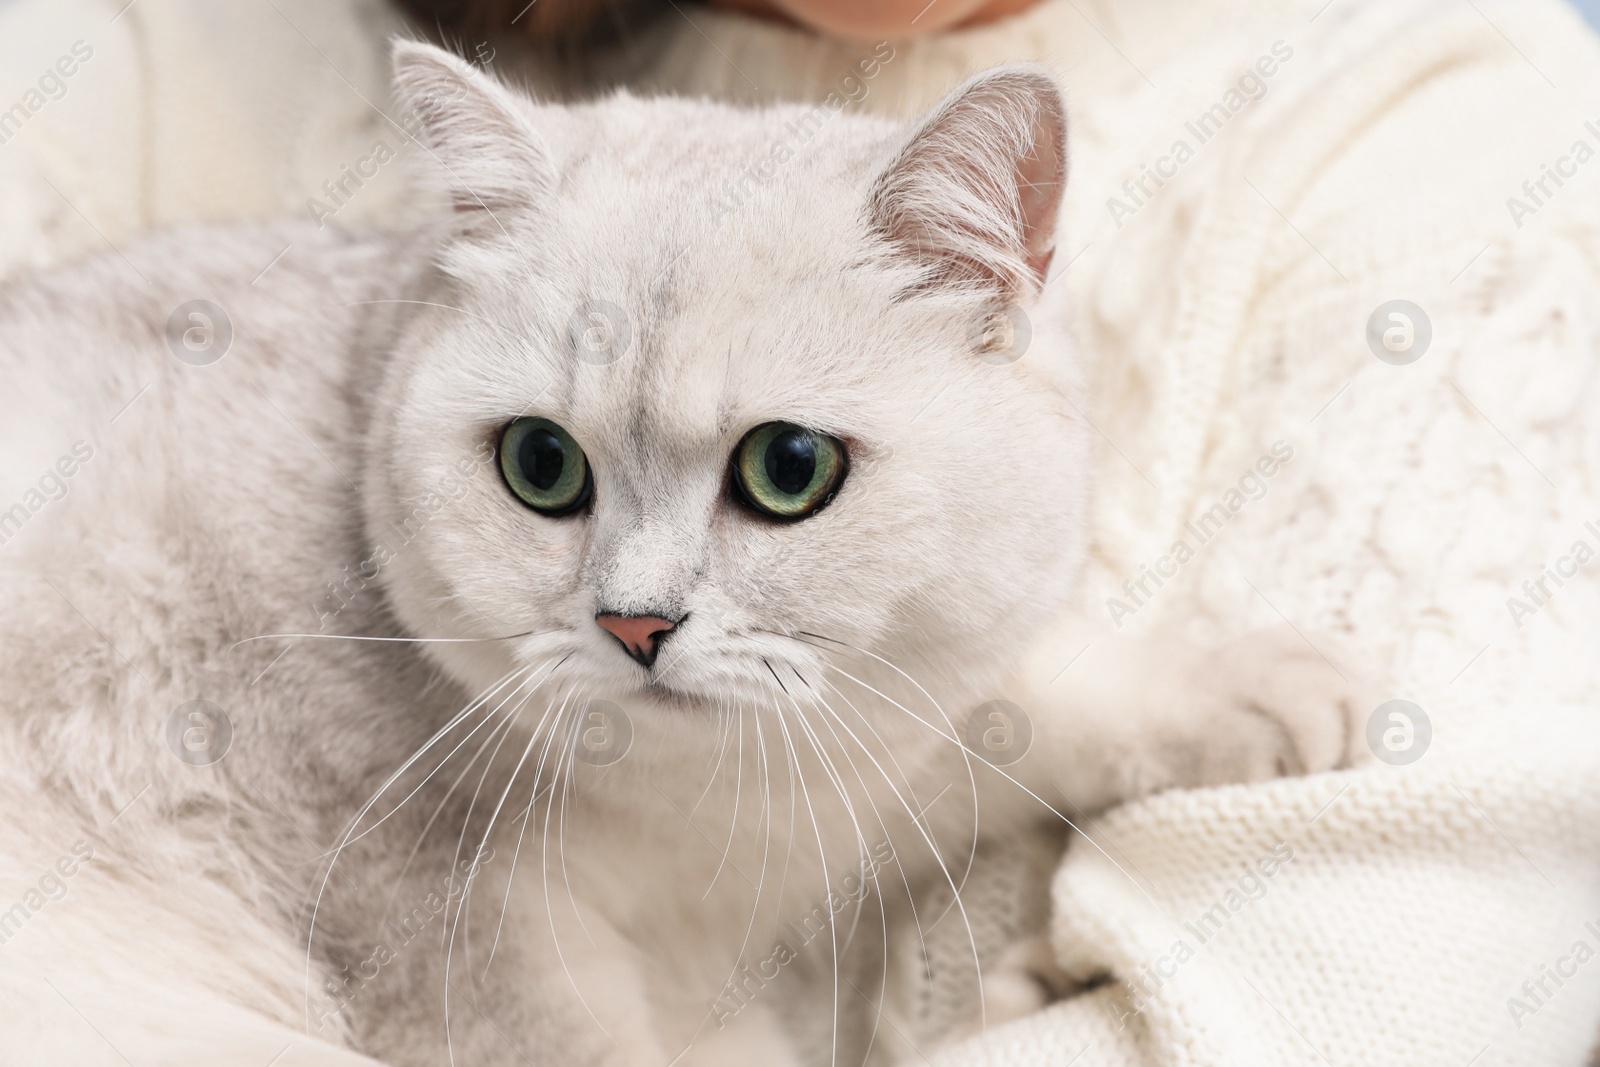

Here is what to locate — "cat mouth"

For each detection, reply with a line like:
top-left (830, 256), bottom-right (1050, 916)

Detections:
top-left (628, 662), bottom-right (772, 711)
top-left (640, 680), bottom-right (702, 708)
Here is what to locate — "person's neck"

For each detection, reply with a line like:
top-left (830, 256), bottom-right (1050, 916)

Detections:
top-left (703, 0), bottom-right (1043, 39)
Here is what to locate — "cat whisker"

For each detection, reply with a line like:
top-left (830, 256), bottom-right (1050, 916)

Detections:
top-left (816, 680), bottom-right (938, 981)
top-left (804, 689), bottom-right (897, 1063)
top-left (699, 700), bottom-right (779, 1040)
top-left (799, 672), bottom-right (981, 979)
top-left (786, 699), bottom-right (874, 951)
top-left (232, 627), bottom-right (550, 650)
top-left (331, 657), bottom-right (567, 856)
top-left (442, 680), bottom-right (546, 1067)
top-left (476, 684), bottom-right (576, 979)
top-left (554, 704), bottom-right (596, 948)
top-left (763, 657), bottom-right (791, 697)
top-left (764, 628), bottom-right (984, 895)
top-left (509, 686), bottom-right (582, 971)
top-left (810, 685), bottom-right (953, 1017)
top-left (533, 689), bottom-right (615, 1038)
top-left (786, 705), bottom-right (881, 1062)
top-left (780, 641), bottom-right (990, 1020)
top-left (441, 678), bottom-right (540, 950)
top-left (303, 662), bottom-right (533, 1027)
top-left (752, 631), bottom-right (994, 989)
top-left (553, 701), bottom-right (605, 952)
top-left (806, 634), bottom-right (1167, 916)
top-left (795, 638), bottom-right (977, 835)
top-left (375, 691), bottom-right (534, 944)
top-left (808, 653), bottom-right (982, 937)
top-left (769, 702), bottom-right (842, 1067)
top-left (700, 702), bottom-right (745, 900)
top-left (688, 704), bottom-right (735, 824)
top-left (531, 689), bottom-right (602, 964)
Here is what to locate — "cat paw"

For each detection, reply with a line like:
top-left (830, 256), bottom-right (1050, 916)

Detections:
top-left (1174, 624), bottom-right (1369, 785)
top-left (1016, 621), bottom-right (1375, 808)
top-left (980, 933), bottom-right (1077, 1023)
top-left (935, 934), bottom-right (1079, 1048)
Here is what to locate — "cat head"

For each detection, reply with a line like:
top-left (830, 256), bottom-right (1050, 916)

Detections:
top-left (365, 42), bottom-right (1087, 736)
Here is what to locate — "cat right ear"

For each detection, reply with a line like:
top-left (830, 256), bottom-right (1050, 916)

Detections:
top-left (391, 40), bottom-right (555, 232)
top-left (869, 66), bottom-right (1066, 299)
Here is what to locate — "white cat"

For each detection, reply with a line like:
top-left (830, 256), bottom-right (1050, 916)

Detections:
top-left (0, 43), bottom-right (1362, 1066)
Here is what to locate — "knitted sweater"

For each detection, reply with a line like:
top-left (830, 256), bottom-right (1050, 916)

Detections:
top-left (1, 0), bottom-right (1598, 1064)
top-left (639, 1), bottom-right (1600, 1063)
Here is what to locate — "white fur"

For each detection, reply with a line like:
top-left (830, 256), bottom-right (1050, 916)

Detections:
top-left (0, 44), bottom-right (1362, 1067)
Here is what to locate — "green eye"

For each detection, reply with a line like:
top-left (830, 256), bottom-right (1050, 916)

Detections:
top-left (732, 422), bottom-right (846, 520)
top-left (499, 417), bottom-right (592, 515)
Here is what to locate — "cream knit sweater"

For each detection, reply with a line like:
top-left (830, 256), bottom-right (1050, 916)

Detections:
top-left (642, 3), bottom-right (1600, 1062)
top-left (2, 0), bottom-right (1598, 1064)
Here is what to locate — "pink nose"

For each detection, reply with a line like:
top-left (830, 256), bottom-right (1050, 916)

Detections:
top-left (595, 614), bottom-right (678, 668)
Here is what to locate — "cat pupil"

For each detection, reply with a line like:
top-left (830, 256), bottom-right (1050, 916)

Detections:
top-left (765, 431), bottom-right (816, 496)
top-left (520, 428), bottom-right (566, 491)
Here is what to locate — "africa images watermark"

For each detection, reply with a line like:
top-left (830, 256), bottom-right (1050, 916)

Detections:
top-left (1504, 519), bottom-right (1600, 629)
top-left (1505, 118), bottom-right (1600, 229)
top-left (312, 849), bottom-right (496, 1030)
top-left (311, 443), bottom-right (496, 629)
top-left (0, 40), bottom-right (95, 147)
top-left (304, 44), bottom-right (497, 228)
top-left (0, 441), bottom-right (96, 548)
top-left (1106, 39), bottom-right (1294, 228)
top-left (707, 839), bottom-right (897, 1030)
top-left (710, 42), bottom-right (896, 224)
top-left (1505, 918), bottom-right (1600, 1030)
top-left (0, 841), bottom-right (96, 948)
top-left (1105, 839), bottom-right (1296, 1029)
top-left (1106, 440), bottom-right (1294, 628)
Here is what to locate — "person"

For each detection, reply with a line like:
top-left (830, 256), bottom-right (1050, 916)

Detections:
top-left (2, 0), bottom-right (1597, 1062)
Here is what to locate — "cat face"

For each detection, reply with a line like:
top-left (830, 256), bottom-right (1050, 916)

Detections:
top-left (366, 44), bottom-right (1087, 726)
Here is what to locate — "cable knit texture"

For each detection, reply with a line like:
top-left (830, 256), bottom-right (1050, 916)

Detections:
top-left (1, 0), bottom-right (1598, 1063)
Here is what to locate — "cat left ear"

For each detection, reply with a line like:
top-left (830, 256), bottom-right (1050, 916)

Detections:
top-left (869, 66), bottom-right (1066, 297)
top-left (391, 40), bottom-right (555, 226)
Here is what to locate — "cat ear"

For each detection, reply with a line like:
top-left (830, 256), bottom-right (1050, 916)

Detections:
top-left (869, 66), bottom-right (1066, 296)
top-left (390, 40), bottom-right (554, 225)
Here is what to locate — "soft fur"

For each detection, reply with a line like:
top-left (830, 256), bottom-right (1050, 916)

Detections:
top-left (0, 44), bottom-right (1362, 1066)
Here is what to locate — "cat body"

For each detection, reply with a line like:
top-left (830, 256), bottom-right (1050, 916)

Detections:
top-left (0, 45), bottom-right (1359, 1066)
top-left (0, 221), bottom-right (1054, 1067)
